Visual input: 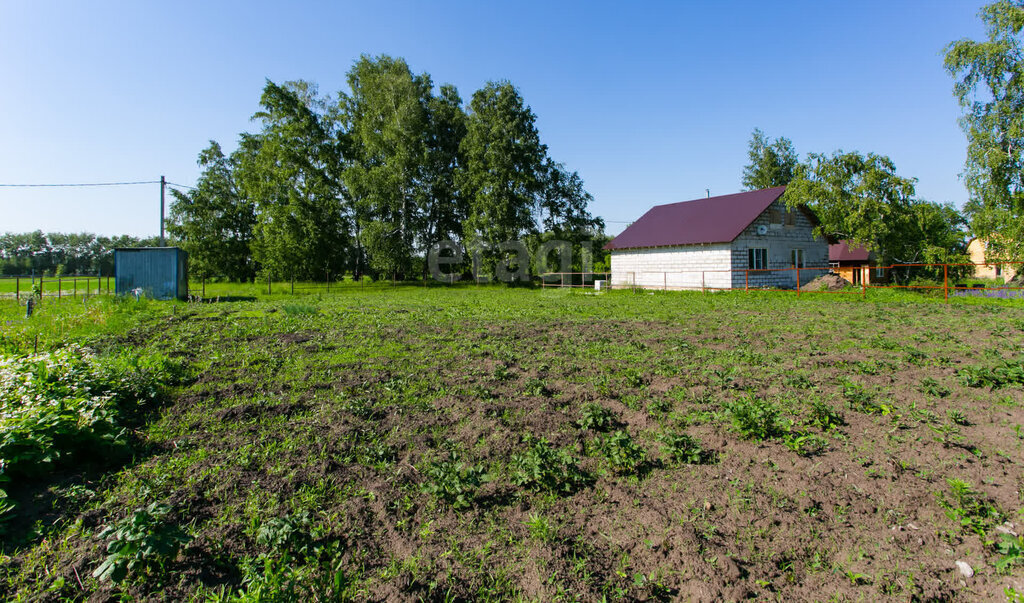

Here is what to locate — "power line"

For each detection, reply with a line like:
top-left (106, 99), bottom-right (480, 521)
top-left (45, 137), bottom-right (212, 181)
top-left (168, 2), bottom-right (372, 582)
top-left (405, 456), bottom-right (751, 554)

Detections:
top-left (164, 181), bottom-right (196, 190)
top-left (0, 180), bottom-right (160, 188)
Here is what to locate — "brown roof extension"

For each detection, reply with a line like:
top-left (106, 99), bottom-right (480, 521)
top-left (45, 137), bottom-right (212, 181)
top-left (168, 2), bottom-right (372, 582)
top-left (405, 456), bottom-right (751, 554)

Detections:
top-left (828, 240), bottom-right (871, 262)
top-left (605, 186), bottom-right (791, 250)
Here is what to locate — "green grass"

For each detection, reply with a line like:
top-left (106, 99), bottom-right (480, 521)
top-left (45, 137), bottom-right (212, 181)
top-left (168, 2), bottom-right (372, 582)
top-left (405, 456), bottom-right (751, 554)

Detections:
top-left (0, 285), bottom-right (1022, 600)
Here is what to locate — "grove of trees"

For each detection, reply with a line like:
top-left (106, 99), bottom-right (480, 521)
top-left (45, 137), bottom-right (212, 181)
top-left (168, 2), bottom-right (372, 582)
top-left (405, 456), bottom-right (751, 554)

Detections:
top-left (168, 55), bottom-right (604, 282)
top-left (740, 130), bottom-right (969, 278)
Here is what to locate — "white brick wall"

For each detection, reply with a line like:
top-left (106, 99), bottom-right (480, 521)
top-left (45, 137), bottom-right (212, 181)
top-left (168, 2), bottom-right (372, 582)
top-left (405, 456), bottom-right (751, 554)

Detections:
top-left (609, 200), bottom-right (830, 290)
top-left (610, 244), bottom-right (732, 290)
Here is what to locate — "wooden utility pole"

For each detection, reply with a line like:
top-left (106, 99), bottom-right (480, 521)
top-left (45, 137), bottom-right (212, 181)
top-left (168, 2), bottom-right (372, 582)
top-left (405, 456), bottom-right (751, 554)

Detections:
top-left (159, 176), bottom-right (166, 246)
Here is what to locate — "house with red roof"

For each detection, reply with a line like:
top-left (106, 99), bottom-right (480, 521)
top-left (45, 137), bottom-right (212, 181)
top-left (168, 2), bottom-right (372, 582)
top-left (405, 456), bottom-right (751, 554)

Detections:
top-left (828, 241), bottom-right (883, 285)
top-left (605, 186), bottom-right (829, 290)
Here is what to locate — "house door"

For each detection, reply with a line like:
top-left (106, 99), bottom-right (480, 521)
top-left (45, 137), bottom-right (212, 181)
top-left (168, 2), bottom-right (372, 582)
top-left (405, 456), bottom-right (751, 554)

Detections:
top-left (852, 268), bottom-right (861, 285)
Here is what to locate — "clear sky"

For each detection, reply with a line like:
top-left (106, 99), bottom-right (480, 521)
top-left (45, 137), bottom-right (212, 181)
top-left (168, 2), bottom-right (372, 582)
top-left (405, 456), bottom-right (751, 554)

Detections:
top-left (0, 0), bottom-right (987, 237)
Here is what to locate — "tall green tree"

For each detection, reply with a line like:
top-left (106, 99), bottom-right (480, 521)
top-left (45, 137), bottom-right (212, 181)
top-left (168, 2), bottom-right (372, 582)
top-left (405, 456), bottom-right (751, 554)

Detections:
top-left (236, 80), bottom-right (349, 280)
top-left (458, 81), bottom-right (548, 258)
top-left (420, 84), bottom-right (469, 264)
top-left (784, 151), bottom-right (967, 277)
top-left (741, 128), bottom-right (799, 190)
top-left (538, 159), bottom-right (604, 237)
top-left (945, 0), bottom-right (1024, 263)
top-left (342, 55), bottom-right (432, 278)
top-left (167, 141), bottom-right (256, 281)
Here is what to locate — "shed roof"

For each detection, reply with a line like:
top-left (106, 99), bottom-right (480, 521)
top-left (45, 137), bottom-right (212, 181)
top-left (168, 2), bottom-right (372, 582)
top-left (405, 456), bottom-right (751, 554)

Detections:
top-left (828, 241), bottom-right (870, 262)
top-left (604, 186), bottom-right (789, 250)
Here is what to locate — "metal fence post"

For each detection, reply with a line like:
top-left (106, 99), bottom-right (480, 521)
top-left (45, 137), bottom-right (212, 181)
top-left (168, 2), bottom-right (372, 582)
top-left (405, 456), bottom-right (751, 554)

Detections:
top-left (702, 271), bottom-right (706, 294)
top-left (40, 276), bottom-right (44, 298)
top-left (745, 269), bottom-right (749, 292)
top-left (58, 277), bottom-right (61, 300)
top-left (944, 264), bottom-right (949, 301)
top-left (15, 277), bottom-right (19, 301)
top-left (796, 266), bottom-right (800, 299)
top-left (73, 278), bottom-right (77, 297)
top-left (664, 272), bottom-right (667, 291)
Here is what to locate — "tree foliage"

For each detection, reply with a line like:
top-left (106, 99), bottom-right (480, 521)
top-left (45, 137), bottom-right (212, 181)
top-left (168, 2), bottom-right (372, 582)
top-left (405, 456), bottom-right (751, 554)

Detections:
top-left (343, 55), bottom-right (432, 278)
top-left (783, 150), bottom-right (967, 275)
top-left (741, 128), bottom-right (799, 190)
top-left (459, 81), bottom-right (549, 254)
top-left (945, 0), bottom-right (1024, 262)
top-left (236, 81), bottom-right (349, 281)
top-left (166, 58), bottom-right (602, 282)
top-left (167, 141), bottom-right (255, 281)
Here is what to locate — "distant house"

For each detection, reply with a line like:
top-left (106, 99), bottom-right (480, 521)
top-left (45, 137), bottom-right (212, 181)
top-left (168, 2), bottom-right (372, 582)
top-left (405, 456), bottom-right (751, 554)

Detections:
top-left (967, 238), bottom-right (1017, 281)
top-left (605, 186), bottom-right (829, 290)
top-left (829, 241), bottom-right (883, 285)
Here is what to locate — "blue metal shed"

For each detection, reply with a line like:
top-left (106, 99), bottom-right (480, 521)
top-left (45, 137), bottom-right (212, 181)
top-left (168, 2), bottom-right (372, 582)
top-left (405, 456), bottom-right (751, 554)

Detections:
top-left (114, 247), bottom-right (188, 300)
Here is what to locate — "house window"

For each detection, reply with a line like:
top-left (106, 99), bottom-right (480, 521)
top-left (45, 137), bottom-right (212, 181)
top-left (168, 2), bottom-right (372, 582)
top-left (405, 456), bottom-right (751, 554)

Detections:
top-left (875, 266), bottom-right (884, 278)
top-left (791, 249), bottom-right (805, 268)
top-left (785, 210), bottom-right (796, 227)
top-left (748, 248), bottom-right (768, 270)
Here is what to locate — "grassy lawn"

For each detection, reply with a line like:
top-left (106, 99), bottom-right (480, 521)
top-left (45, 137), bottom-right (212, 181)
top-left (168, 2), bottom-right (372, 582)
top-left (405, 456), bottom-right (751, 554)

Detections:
top-left (1, 287), bottom-right (1023, 601)
top-left (0, 276), bottom-right (112, 298)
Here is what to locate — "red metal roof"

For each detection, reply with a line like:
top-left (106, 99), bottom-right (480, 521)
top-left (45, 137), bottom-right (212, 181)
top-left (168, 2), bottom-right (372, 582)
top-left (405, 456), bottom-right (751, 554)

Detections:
top-left (829, 240), bottom-right (870, 262)
top-left (604, 186), bottom-right (787, 250)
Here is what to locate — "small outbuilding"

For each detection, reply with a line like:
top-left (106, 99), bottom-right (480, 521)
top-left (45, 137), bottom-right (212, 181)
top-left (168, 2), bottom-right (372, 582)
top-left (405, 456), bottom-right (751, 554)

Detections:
top-left (829, 241), bottom-right (883, 285)
top-left (605, 187), bottom-right (829, 290)
top-left (114, 247), bottom-right (188, 300)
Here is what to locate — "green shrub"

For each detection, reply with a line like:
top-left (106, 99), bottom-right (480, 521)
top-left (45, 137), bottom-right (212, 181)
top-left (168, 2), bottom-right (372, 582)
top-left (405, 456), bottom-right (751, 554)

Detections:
top-left (510, 438), bottom-right (588, 494)
top-left (724, 396), bottom-right (782, 440)
top-left (947, 408), bottom-right (970, 426)
top-left (807, 400), bottom-right (844, 431)
top-left (0, 345), bottom-right (180, 529)
top-left (919, 377), bottom-right (950, 398)
top-left (422, 454), bottom-right (489, 509)
top-left (599, 430), bottom-right (647, 475)
top-left (781, 431), bottom-right (829, 456)
top-left (93, 503), bottom-right (190, 583)
top-left (958, 360), bottom-right (1024, 388)
top-left (841, 379), bottom-right (892, 415)
top-left (578, 403), bottom-right (616, 432)
top-left (659, 433), bottom-right (708, 464)
top-left (523, 377), bottom-right (551, 397)
top-left (937, 478), bottom-right (1002, 537)
top-left (997, 534), bottom-right (1024, 573)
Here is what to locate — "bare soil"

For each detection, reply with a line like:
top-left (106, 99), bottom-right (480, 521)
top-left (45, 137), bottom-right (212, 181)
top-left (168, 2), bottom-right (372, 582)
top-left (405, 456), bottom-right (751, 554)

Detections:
top-left (4, 290), bottom-right (1024, 601)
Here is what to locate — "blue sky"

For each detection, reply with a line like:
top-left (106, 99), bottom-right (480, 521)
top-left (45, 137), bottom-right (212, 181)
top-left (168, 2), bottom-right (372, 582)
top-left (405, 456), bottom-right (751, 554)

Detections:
top-left (0, 0), bottom-right (987, 237)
